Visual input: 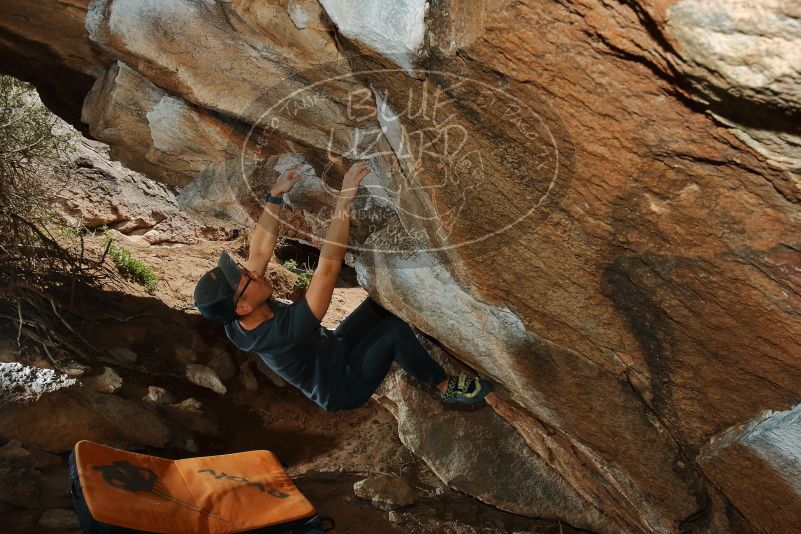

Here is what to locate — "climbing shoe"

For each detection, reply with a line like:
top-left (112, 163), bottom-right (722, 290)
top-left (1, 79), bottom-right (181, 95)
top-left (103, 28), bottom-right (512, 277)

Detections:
top-left (440, 375), bottom-right (492, 405)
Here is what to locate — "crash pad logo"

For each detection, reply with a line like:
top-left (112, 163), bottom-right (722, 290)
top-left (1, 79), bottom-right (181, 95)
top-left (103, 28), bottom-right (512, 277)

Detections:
top-left (93, 460), bottom-right (230, 523)
top-left (92, 461), bottom-right (291, 520)
top-left (197, 467), bottom-right (290, 498)
top-left (226, 58), bottom-right (574, 263)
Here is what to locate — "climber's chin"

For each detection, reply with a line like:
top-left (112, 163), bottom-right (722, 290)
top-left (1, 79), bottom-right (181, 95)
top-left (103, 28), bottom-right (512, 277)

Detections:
top-left (235, 272), bottom-right (273, 317)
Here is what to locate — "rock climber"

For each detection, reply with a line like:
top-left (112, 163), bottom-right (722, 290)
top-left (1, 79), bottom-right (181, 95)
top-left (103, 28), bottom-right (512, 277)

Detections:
top-left (193, 161), bottom-right (491, 412)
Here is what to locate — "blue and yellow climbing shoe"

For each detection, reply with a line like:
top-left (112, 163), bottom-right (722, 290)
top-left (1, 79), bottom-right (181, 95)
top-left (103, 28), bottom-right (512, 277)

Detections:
top-left (441, 375), bottom-right (492, 405)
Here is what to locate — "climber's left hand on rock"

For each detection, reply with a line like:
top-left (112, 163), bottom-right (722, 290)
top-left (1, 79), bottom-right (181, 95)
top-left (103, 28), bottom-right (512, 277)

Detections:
top-left (339, 160), bottom-right (371, 201)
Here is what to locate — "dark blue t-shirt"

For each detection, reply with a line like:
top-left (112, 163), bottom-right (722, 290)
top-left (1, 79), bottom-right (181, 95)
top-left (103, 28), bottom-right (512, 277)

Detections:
top-left (224, 296), bottom-right (348, 411)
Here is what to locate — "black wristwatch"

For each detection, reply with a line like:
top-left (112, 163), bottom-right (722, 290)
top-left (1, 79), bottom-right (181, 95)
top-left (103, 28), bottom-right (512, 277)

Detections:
top-left (266, 194), bottom-right (284, 205)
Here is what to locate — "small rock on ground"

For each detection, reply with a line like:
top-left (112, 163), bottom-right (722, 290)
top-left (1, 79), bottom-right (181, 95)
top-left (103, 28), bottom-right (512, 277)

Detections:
top-left (207, 350), bottom-right (236, 381)
top-left (61, 361), bottom-right (91, 378)
top-left (108, 346), bottom-right (137, 363)
top-left (142, 385), bottom-right (175, 404)
top-left (239, 361), bottom-right (258, 391)
top-left (171, 398), bottom-right (203, 411)
top-left (256, 359), bottom-right (286, 387)
top-left (174, 345), bottom-right (198, 363)
top-left (85, 366), bottom-right (123, 393)
top-left (353, 474), bottom-right (417, 511)
top-left (186, 364), bottom-right (226, 395)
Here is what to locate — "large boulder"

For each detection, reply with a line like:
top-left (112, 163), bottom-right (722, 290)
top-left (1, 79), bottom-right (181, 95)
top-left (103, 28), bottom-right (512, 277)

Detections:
top-left (0, 363), bottom-right (171, 452)
top-left (0, 1), bottom-right (798, 532)
top-left (697, 404), bottom-right (801, 534)
top-left (375, 367), bottom-right (618, 532)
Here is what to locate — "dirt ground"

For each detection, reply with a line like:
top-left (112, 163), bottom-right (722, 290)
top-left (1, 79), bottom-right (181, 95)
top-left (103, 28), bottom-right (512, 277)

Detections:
top-left (1, 232), bottom-right (585, 533)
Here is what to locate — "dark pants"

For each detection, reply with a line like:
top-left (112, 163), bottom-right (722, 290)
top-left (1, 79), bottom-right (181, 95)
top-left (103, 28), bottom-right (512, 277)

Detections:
top-left (334, 298), bottom-right (447, 409)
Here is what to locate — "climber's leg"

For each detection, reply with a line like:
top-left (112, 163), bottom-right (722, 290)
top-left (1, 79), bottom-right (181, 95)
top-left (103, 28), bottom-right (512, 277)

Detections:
top-left (340, 315), bottom-right (447, 408)
top-left (333, 297), bottom-right (392, 354)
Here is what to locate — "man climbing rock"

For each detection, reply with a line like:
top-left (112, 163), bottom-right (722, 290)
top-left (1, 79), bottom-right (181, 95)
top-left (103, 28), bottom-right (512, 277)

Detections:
top-left (194, 161), bottom-right (491, 411)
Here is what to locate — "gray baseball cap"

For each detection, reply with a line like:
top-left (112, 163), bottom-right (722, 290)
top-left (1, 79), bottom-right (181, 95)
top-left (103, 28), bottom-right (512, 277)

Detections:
top-left (193, 251), bottom-right (242, 323)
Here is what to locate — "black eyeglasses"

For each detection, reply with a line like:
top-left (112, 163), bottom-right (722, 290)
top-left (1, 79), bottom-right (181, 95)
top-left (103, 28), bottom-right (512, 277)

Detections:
top-left (234, 261), bottom-right (256, 307)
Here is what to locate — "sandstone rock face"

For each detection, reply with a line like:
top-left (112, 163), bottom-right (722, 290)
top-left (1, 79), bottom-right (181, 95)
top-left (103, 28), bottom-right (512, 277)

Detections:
top-left (1, 1), bottom-right (799, 532)
top-left (319, 0), bottom-right (427, 72)
top-left (54, 118), bottom-right (211, 244)
top-left (0, 0), bottom-right (109, 130)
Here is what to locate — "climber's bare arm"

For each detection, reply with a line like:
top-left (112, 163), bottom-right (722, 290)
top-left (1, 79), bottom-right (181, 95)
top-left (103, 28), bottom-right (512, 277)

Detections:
top-left (306, 161), bottom-right (371, 321)
top-left (245, 165), bottom-right (302, 275)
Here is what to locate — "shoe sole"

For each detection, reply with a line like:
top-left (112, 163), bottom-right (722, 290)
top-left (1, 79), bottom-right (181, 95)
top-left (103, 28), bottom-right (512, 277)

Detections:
top-left (441, 400), bottom-right (488, 411)
top-left (441, 391), bottom-right (491, 411)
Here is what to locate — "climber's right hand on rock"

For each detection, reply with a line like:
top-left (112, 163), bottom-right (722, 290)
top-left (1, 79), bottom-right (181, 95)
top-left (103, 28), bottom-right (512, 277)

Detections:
top-left (339, 160), bottom-right (371, 201)
top-left (270, 164), bottom-right (303, 196)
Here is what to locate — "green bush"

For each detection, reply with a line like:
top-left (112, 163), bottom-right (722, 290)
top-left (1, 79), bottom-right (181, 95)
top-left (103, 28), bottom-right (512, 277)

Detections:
top-left (0, 74), bottom-right (75, 278)
top-left (54, 222), bottom-right (79, 239)
top-left (282, 258), bottom-right (313, 289)
top-left (296, 270), bottom-right (312, 289)
top-left (106, 240), bottom-right (158, 294)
